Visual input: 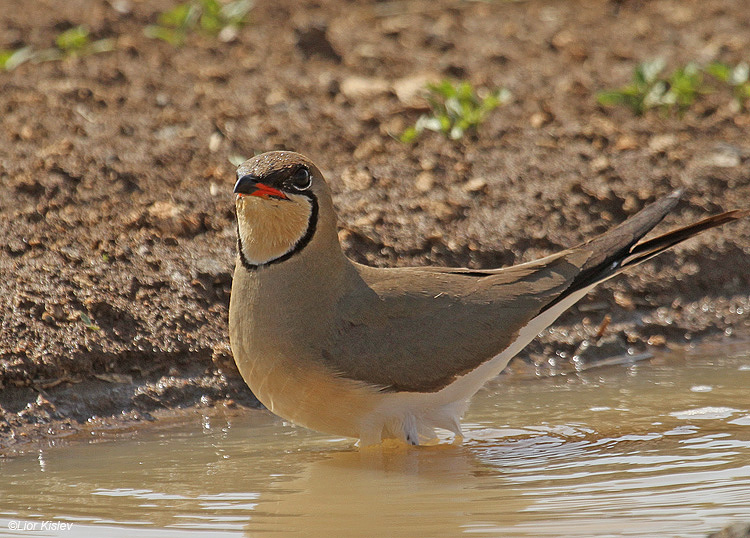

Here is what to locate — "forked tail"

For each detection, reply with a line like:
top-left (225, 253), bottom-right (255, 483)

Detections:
top-left (543, 191), bottom-right (749, 312)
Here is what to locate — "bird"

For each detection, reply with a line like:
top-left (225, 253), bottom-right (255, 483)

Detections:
top-left (228, 150), bottom-right (748, 446)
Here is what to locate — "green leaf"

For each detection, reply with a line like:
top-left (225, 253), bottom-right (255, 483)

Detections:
top-left (200, 13), bottom-right (223, 34)
top-left (221, 0), bottom-right (253, 26)
top-left (158, 3), bottom-right (196, 29)
top-left (144, 25), bottom-right (186, 46)
top-left (56, 26), bottom-right (90, 52)
top-left (399, 126), bottom-right (418, 144)
top-left (79, 312), bottom-right (101, 331)
top-left (403, 79), bottom-right (507, 141)
top-left (0, 46), bottom-right (34, 70)
top-left (706, 62), bottom-right (731, 82)
top-left (596, 90), bottom-right (627, 107)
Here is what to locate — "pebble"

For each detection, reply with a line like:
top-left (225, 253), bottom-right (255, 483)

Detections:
top-left (463, 177), bottom-right (487, 194)
top-left (648, 133), bottom-right (676, 153)
top-left (393, 74), bottom-right (436, 105)
top-left (415, 171), bottom-right (435, 193)
top-left (615, 134), bottom-right (638, 151)
top-left (208, 132), bottom-right (222, 152)
top-left (590, 155), bottom-right (611, 173)
top-left (340, 76), bottom-right (389, 100)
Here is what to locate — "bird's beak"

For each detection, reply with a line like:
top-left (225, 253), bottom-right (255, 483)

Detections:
top-left (234, 175), bottom-right (289, 201)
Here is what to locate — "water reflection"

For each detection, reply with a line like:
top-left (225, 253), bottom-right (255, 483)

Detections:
top-left (0, 344), bottom-right (749, 537)
top-left (244, 445), bottom-right (533, 538)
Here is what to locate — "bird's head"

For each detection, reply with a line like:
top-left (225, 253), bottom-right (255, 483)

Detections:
top-left (233, 151), bottom-right (330, 269)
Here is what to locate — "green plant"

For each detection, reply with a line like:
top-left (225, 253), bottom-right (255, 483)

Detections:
top-left (400, 80), bottom-right (511, 143)
top-left (53, 26), bottom-right (115, 57)
top-left (145, 0), bottom-right (253, 46)
top-left (1, 27), bottom-right (114, 70)
top-left (56, 26), bottom-right (90, 53)
top-left (667, 62), bottom-right (706, 112)
top-left (79, 312), bottom-right (101, 332)
top-left (597, 59), bottom-right (707, 115)
top-left (0, 46), bottom-right (34, 71)
top-left (707, 61), bottom-right (750, 111)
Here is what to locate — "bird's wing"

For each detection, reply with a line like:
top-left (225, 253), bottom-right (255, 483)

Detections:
top-left (322, 191), bottom-right (747, 393)
top-left (326, 249), bottom-right (590, 392)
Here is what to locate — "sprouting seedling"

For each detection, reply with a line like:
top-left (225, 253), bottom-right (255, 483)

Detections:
top-left (597, 59), bottom-right (708, 115)
top-left (79, 312), bottom-right (101, 332)
top-left (51, 26), bottom-right (114, 58)
top-left (0, 26), bottom-right (113, 70)
top-left (665, 62), bottom-right (707, 113)
top-left (597, 59), bottom-right (667, 115)
top-left (597, 59), bottom-right (750, 116)
top-left (706, 61), bottom-right (750, 111)
top-left (400, 80), bottom-right (511, 143)
top-left (56, 26), bottom-right (91, 53)
top-left (145, 0), bottom-right (253, 46)
top-left (0, 47), bottom-right (34, 71)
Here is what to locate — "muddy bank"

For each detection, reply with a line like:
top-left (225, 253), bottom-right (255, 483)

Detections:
top-left (2, 0), bottom-right (750, 452)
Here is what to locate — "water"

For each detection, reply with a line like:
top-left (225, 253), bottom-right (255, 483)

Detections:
top-left (2, 344), bottom-right (750, 537)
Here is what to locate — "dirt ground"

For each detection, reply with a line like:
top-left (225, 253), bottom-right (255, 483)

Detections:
top-left (1, 0), bottom-right (750, 452)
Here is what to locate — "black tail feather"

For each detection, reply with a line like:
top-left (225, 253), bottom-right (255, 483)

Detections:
top-left (622, 209), bottom-right (750, 268)
top-left (541, 192), bottom-right (749, 313)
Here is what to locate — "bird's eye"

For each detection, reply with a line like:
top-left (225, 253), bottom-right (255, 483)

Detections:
top-left (289, 167), bottom-right (312, 191)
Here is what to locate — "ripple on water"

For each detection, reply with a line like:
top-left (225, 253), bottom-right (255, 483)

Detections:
top-left (1, 347), bottom-right (750, 537)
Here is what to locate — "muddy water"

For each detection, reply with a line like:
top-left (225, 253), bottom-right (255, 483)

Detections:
top-left (1, 344), bottom-right (750, 538)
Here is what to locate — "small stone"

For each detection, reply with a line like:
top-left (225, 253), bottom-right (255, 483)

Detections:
top-left (648, 133), bottom-right (676, 153)
top-left (353, 212), bottom-right (380, 227)
top-left (340, 76), bottom-right (390, 100)
top-left (110, 0), bottom-right (132, 13)
top-left (415, 171), bottom-right (435, 193)
top-left (615, 135), bottom-right (638, 151)
top-left (393, 74), bottom-right (436, 105)
top-left (550, 30), bottom-right (575, 50)
top-left (419, 157), bottom-right (437, 171)
top-left (463, 177), bottom-right (487, 194)
top-left (155, 93), bottom-right (169, 107)
top-left (590, 155), bottom-right (611, 173)
top-left (265, 88), bottom-right (287, 107)
top-left (7, 239), bottom-right (28, 256)
top-left (218, 25), bottom-right (238, 43)
top-left (529, 112), bottom-right (549, 128)
top-left (622, 194), bottom-right (639, 212)
top-left (45, 303), bottom-right (65, 320)
top-left (429, 200), bottom-right (458, 221)
top-left (707, 150), bottom-right (741, 168)
top-left (208, 132), bottom-right (222, 152)
top-left (647, 335), bottom-right (666, 347)
top-left (614, 291), bottom-right (635, 310)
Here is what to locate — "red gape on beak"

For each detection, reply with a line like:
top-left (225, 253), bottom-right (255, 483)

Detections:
top-left (234, 175), bottom-right (289, 200)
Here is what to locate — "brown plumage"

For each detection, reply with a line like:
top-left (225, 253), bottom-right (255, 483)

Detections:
top-left (229, 151), bottom-right (749, 446)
